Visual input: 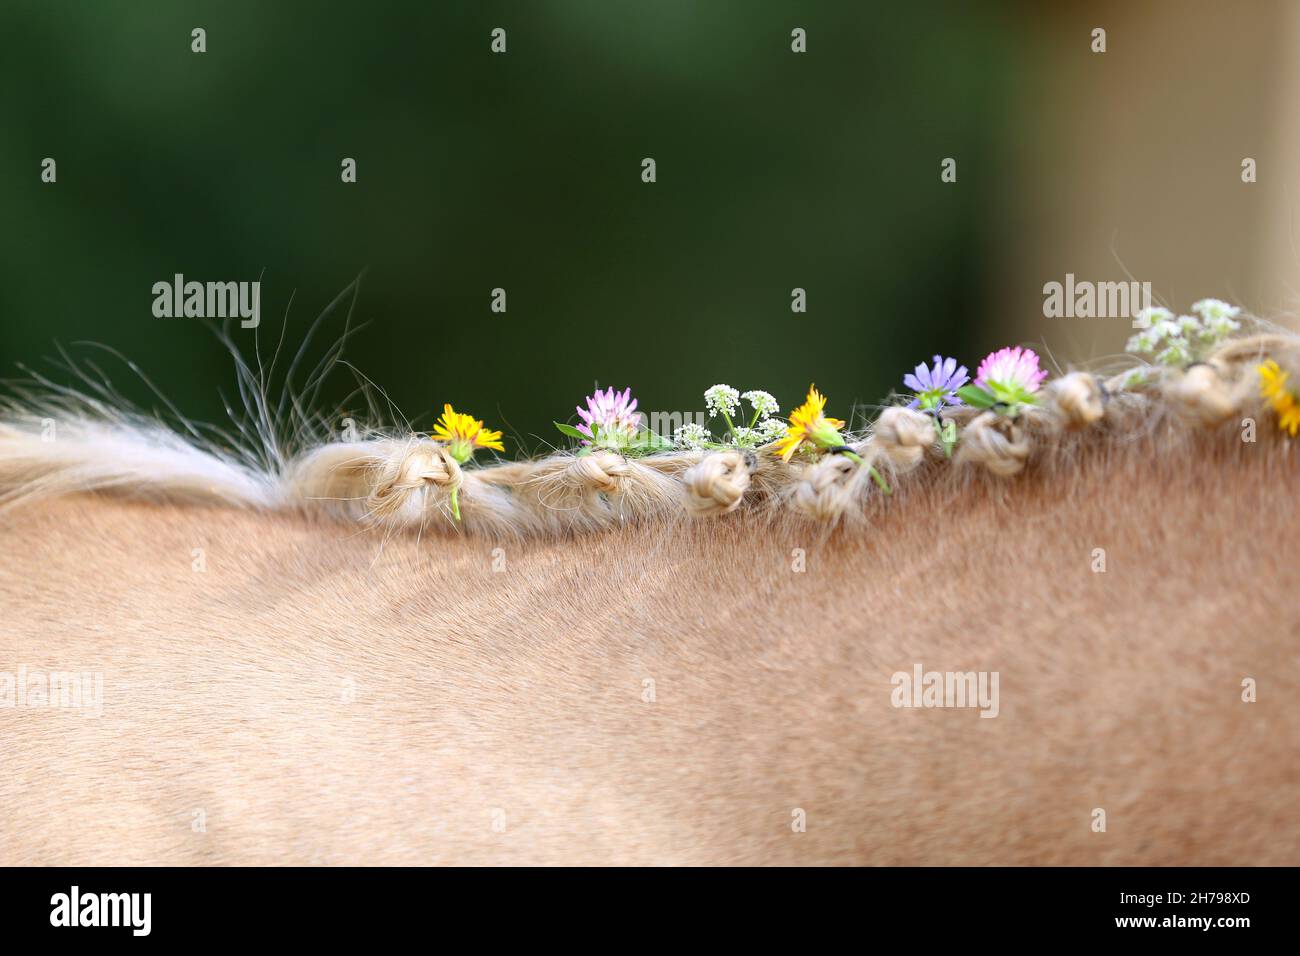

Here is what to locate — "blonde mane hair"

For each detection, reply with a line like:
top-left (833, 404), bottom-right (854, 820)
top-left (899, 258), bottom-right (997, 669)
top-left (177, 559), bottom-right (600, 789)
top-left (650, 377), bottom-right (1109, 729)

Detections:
top-left (1, 324), bottom-right (1296, 539)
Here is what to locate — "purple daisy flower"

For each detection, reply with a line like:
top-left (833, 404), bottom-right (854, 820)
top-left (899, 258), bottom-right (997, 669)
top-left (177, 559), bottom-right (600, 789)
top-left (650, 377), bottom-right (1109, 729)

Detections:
top-left (903, 355), bottom-right (969, 410)
top-left (575, 386), bottom-right (640, 441)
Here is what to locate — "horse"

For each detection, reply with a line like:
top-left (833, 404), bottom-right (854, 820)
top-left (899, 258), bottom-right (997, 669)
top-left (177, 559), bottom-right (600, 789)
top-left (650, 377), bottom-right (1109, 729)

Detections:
top-left (2, 327), bottom-right (1297, 865)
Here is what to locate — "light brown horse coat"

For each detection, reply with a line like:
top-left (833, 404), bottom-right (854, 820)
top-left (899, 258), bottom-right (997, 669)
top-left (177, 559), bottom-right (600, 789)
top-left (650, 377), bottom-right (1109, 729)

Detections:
top-left (2, 422), bottom-right (1296, 865)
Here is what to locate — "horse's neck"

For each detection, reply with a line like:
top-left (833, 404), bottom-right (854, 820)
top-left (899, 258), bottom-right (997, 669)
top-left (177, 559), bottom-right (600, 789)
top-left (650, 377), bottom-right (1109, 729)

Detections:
top-left (2, 437), bottom-right (1297, 863)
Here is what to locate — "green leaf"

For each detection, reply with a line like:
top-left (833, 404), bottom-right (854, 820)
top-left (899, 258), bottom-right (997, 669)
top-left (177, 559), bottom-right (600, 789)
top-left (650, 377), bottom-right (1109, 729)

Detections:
top-left (554, 422), bottom-right (586, 440)
top-left (956, 385), bottom-right (998, 409)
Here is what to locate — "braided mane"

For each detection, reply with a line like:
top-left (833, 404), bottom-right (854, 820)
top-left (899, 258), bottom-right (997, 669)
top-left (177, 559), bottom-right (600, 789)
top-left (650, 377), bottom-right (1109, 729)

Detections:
top-left (2, 325), bottom-right (1296, 540)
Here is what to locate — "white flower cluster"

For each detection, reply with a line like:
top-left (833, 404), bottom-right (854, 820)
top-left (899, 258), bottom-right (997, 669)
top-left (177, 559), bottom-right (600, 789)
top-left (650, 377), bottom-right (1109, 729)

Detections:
top-left (756, 417), bottom-right (787, 443)
top-left (674, 422), bottom-right (710, 450)
top-left (730, 418), bottom-right (787, 448)
top-left (704, 384), bottom-right (740, 419)
top-left (1192, 298), bottom-right (1243, 339)
top-left (677, 385), bottom-right (788, 450)
top-left (740, 389), bottom-right (779, 419)
top-left (1126, 300), bottom-right (1242, 367)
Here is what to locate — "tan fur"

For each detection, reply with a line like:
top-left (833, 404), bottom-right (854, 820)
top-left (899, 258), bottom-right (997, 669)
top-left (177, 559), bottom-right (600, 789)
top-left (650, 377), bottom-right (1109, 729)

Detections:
top-left (2, 427), bottom-right (1297, 865)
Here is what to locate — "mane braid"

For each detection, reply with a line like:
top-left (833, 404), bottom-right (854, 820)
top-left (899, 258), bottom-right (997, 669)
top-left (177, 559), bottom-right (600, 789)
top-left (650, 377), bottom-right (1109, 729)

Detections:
top-left (2, 324), bottom-right (1297, 540)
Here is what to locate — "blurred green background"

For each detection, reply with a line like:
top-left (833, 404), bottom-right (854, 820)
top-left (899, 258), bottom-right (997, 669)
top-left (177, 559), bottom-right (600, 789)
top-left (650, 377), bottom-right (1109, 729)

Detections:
top-left (0, 1), bottom-right (1022, 454)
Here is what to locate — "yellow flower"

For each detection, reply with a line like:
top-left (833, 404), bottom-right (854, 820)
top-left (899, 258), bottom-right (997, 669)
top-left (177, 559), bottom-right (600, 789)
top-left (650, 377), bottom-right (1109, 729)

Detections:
top-left (1258, 360), bottom-right (1300, 437)
top-left (432, 404), bottom-right (505, 462)
top-left (773, 385), bottom-right (847, 462)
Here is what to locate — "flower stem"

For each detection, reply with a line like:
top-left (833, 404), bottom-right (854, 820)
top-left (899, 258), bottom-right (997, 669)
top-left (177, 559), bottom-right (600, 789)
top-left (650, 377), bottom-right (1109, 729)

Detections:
top-left (837, 449), bottom-right (892, 495)
top-left (449, 487), bottom-right (461, 522)
top-left (720, 410), bottom-right (736, 443)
